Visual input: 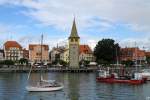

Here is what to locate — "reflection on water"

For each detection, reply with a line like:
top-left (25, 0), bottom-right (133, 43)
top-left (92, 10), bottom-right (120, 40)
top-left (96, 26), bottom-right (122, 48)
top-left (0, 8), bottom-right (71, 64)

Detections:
top-left (67, 74), bottom-right (80, 100)
top-left (0, 73), bottom-right (149, 100)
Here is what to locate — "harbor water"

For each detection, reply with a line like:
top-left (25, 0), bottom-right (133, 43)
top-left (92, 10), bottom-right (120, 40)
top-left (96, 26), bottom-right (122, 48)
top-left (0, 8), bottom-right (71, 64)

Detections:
top-left (0, 72), bottom-right (150, 100)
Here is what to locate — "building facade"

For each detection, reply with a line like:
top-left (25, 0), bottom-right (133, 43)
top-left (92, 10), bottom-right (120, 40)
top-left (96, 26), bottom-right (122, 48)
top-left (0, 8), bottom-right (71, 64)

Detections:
top-left (120, 47), bottom-right (146, 64)
top-left (60, 49), bottom-right (69, 63)
top-left (79, 45), bottom-right (94, 62)
top-left (50, 46), bottom-right (66, 63)
top-left (68, 19), bottom-right (80, 68)
top-left (23, 48), bottom-right (29, 60)
top-left (58, 45), bottom-right (94, 63)
top-left (29, 44), bottom-right (49, 64)
top-left (4, 41), bottom-right (23, 61)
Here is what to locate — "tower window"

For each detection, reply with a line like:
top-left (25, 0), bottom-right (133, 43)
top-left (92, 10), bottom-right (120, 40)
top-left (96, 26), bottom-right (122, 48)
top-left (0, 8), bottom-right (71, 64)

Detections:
top-left (71, 39), bottom-right (74, 42)
top-left (75, 38), bottom-right (78, 42)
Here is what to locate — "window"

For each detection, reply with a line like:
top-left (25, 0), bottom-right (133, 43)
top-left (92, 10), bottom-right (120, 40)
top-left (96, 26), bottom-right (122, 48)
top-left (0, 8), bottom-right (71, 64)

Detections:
top-left (71, 38), bottom-right (73, 42)
top-left (75, 38), bottom-right (78, 42)
top-left (36, 53), bottom-right (41, 56)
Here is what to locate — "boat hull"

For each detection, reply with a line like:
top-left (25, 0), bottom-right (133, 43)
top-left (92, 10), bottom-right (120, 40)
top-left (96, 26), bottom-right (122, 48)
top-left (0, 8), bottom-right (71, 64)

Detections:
top-left (26, 86), bottom-right (63, 92)
top-left (96, 77), bottom-right (146, 85)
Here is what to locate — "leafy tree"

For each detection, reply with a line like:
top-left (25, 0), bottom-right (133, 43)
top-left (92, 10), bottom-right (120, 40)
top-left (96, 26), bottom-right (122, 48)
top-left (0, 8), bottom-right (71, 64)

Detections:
top-left (94, 39), bottom-right (120, 65)
top-left (52, 60), bottom-right (57, 65)
top-left (0, 61), bottom-right (4, 65)
top-left (84, 60), bottom-right (90, 65)
top-left (146, 57), bottom-right (150, 64)
top-left (59, 60), bottom-right (68, 66)
top-left (3, 60), bottom-right (14, 67)
top-left (19, 58), bottom-right (28, 65)
top-left (80, 60), bottom-right (90, 65)
top-left (55, 54), bottom-right (60, 63)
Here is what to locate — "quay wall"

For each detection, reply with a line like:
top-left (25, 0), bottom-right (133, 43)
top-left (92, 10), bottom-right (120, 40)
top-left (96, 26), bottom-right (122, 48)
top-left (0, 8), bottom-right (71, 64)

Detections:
top-left (0, 65), bottom-right (149, 73)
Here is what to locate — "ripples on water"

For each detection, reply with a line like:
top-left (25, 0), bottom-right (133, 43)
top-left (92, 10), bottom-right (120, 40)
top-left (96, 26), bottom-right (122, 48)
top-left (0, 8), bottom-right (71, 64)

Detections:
top-left (0, 73), bottom-right (149, 100)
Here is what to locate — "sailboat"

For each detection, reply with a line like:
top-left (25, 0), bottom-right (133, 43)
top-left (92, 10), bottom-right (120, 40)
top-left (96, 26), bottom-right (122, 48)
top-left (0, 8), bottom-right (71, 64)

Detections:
top-left (26, 34), bottom-right (64, 92)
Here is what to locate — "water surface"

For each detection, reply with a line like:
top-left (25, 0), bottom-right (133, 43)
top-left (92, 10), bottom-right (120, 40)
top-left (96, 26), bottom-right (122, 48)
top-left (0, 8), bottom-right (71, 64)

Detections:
top-left (0, 73), bottom-right (149, 100)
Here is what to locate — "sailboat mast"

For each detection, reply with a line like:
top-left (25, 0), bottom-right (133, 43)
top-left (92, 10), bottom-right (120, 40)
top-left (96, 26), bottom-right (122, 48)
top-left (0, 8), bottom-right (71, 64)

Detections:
top-left (116, 47), bottom-right (119, 67)
top-left (40, 34), bottom-right (43, 84)
top-left (41, 34), bottom-right (43, 65)
top-left (135, 42), bottom-right (138, 72)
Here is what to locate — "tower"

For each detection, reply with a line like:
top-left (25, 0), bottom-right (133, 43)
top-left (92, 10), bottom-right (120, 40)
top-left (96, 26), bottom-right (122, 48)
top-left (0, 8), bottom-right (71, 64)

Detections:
top-left (68, 19), bottom-right (80, 68)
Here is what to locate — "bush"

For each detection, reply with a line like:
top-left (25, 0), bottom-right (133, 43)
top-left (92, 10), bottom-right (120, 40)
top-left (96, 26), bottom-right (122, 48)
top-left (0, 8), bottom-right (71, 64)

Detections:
top-left (3, 60), bottom-right (14, 65)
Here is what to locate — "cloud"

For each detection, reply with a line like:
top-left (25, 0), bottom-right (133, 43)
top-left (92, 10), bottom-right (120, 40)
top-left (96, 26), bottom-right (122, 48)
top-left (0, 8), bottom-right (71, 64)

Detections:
top-left (119, 38), bottom-right (150, 51)
top-left (0, 23), bottom-right (29, 48)
top-left (1, 0), bottom-right (150, 50)
top-left (0, 0), bottom-right (150, 33)
top-left (25, 0), bottom-right (150, 33)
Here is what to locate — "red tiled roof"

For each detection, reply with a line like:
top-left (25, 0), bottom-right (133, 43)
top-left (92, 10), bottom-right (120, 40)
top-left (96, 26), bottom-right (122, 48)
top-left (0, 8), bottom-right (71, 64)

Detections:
top-left (79, 45), bottom-right (92, 54)
top-left (29, 44), bottom-right (49, 50)
top-left (4, 41), bottom-right (22, 50)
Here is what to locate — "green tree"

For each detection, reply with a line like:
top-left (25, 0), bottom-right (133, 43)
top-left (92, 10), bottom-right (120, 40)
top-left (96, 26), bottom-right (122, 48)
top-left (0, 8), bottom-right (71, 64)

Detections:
top-left (94, 38), bottom-right (120, 65)
top-left (146, 57), bottom-right (150, 64)
top-left (79, 60), bottom-right (90, 66)
top-left (19, 58), bottom-right (28, 65)
top-left (3, 60), bottom-right (14, 67)
top-left (59, 60), bottom-right (68, 66)
top-left (52, 60), bottom-right (57, 65)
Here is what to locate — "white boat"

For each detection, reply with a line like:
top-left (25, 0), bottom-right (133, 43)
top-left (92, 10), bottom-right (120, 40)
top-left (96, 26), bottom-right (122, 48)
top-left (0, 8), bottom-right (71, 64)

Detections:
top-left (26, 85), bottom-right (64, 92)
top-left (139, 69), bottom-right (150, 80)
top-left (26, 34), bottom-right (64, 92)
top-left (26, 75), bottom-right (64, 92)
top-left (26, 80), bottom-right (64, 92)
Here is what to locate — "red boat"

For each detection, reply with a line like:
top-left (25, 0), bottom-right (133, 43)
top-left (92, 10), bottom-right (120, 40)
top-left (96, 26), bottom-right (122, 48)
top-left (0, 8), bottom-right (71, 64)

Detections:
top-left (96, 70), bottom-right (147, 85)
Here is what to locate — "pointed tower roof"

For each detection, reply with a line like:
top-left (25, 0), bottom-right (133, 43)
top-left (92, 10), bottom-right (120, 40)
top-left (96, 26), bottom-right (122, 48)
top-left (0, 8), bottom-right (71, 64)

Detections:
top-left (69, 18), bottom-right (80, 39)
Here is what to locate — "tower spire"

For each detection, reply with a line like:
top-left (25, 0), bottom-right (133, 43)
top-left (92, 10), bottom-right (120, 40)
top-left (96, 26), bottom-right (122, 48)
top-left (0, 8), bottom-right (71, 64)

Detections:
top-left (69, 18), bottom-right (80, 39)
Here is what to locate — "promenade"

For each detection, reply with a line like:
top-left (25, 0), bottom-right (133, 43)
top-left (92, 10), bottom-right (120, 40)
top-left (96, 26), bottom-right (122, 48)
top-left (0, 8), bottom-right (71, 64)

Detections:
top-left (0, 65), bottom-right (149, 74)
top-left (0, 66), bottom-right (97, 73)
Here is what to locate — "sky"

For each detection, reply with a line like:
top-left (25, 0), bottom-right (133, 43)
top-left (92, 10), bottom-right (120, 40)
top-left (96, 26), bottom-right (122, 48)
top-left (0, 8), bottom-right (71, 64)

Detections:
top-left (0, 0), bottom-right (150, 51)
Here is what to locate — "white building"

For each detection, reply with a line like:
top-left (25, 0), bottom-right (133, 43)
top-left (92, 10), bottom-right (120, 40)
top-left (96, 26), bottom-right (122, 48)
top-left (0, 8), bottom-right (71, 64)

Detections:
top-left (4, 41), bottom-right (23, 61)
top-left (79, 45), bottom-right (94, 62)
top-left (60, 49), bottom-right (69, 63)
top-left (50, 47), bottom-right (66, 63)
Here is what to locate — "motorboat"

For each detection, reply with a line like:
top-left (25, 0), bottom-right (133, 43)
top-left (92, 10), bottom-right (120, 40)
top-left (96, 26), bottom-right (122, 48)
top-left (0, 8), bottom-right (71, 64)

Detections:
top-left (96, 70), bottom-right (147, 85)
top-left (138, 69), bottom-right (150, 81)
